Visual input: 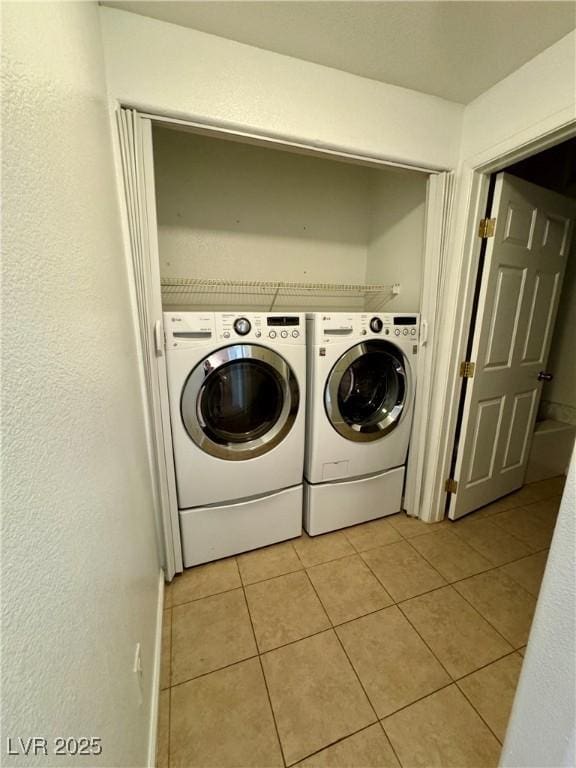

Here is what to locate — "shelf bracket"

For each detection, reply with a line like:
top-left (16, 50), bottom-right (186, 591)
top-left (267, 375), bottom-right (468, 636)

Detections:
top-left (269, 284), bottom-right (281, 312)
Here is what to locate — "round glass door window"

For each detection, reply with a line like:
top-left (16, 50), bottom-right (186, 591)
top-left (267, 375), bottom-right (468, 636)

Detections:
top-left (325, 341), bottom-right (408, 442)
top-left (181, 345), bottom-right (299, 460)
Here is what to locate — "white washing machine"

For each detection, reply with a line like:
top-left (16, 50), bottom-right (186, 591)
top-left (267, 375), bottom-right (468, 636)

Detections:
top-left (305, 312), bottom-right (419, 535)
top-left (164, 311), bottom-right (306, 566)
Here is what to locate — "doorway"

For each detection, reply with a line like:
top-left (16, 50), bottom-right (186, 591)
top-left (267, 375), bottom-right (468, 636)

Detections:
top-left (447, 137), bottom-right (576, 522)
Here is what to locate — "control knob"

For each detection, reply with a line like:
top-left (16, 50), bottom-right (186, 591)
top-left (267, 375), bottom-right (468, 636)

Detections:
top-left (234, 317), bottom-right (251, 336)
top-left (370, 317), bottom-right (383, 333)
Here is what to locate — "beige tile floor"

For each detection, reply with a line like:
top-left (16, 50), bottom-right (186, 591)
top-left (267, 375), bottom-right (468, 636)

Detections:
top-left (158, 476), bottom-right (564, 768)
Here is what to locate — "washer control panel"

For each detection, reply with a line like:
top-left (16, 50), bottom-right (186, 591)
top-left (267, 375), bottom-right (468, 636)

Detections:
top-left (310, 312), bottom-right (419, 344)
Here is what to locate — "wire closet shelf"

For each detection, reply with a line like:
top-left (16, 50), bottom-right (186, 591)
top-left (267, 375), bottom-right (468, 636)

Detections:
top-left (161, 278), bottom-right (401, 312)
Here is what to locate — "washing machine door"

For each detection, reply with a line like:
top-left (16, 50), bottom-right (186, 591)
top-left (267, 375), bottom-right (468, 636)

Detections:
top-left (325, 340), bottom-right (408, 443)
top-left (180, 345), bottom-right (299, 460)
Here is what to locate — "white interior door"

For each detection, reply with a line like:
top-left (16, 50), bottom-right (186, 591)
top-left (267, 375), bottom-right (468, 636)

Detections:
top-left (449, 172), bottom-right (575, 520)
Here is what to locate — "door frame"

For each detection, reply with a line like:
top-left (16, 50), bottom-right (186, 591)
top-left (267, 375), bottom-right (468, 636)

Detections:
top-left (421, 121), bottom-right (576, 523)
top-left (116, 107), bottom-right (453, 574)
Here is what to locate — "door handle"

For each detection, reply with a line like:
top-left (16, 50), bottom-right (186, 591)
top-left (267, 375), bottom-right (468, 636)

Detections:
top-left (420, 319), bottom-right (428, 345)
top-left (537, 371), bottom-right (553, 382)
top-left (154, 320), bottom-right (164, 357)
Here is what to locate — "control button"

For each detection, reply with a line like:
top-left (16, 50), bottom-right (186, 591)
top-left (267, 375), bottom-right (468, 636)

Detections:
top-left (234, 317), bottom-right (251, 336)
top-left (403, 329), bottom-right (409, 336)
top-left (411, 329), bottom-right (416, 335)
top-left (361, 329), bottom-right (367, 335)
top-left (292, 330), bottom-right (299, 338)
top-left (395, 329), bottom-right (401, 336)
top-left (385, 329), bottom-right (390, 335)
top-left (280, 330), bottom-right (288, 338)
top-left (370, 317), bottom-right (383, 333)
top-left (223, 331), bottom-right (230, 338)
top-left (255, 330), bottom-right (262, 338)
top-left (269, 330), bottom-right (277, 339)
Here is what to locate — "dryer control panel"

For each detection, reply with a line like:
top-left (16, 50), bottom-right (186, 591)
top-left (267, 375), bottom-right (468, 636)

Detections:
top-left (164, 312), bottom-right (215, 349)
top-left (216, 313), bottom-right (305, 345)
top-left (308, 312), bottom-right (419, 345)
top-left (163, 311), bottom-right (305, 348)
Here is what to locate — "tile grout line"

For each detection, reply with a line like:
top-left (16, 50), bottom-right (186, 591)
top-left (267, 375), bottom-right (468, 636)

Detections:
top-left (400, 534), bottom-right (549, 593)
top-left (240, 583), bottom-right (288, 768)
top-left (454, 649), bottom-right (524, 748)
top-left (455, 700), bottom-right (502, 751)
top-left (458, 506), bottom-right (556, 555)
top-left (168, 653), bottom-right (261, 690)
top-left (287, 722), bottom-right (401, 768)
top-left (167, 687), bottom-right (171, 768)
top-left (374, 649), bottom-right (520, 756)
top-left (453, 647), bottom-right (522, 683)
top-left (286, 723), bottom-right (396, 768)
top-left (412, 528), bottom-right (538, 648)
top-left (392, 602), bottom-right (455, 682)
top-left (373, 539), bottom-right (518, 684)
top-left (452, 647), bottom-right (522, 683)
top-left (399, 537), bottom-right (523, 652)
top-left (241, 564), bottom-right (304, 589)
top-left (382, 677), bottom-right (504, 755)
top-left (455, 677), bottom-right (508, 749)
top-left (376, 721), bottom-right (404, 768)
top-left (300, 570), bottom-right (392, 764)
top-left (167, 607), bottom-right (173, 768)
top-left (449, 517), bottom-right (532, 557)
top-left (447, 581), bottom-right (530, 651)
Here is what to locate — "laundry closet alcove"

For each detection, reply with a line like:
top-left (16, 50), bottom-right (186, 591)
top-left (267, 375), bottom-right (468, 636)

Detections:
top-left (116, 108), bottom-right (453, 577)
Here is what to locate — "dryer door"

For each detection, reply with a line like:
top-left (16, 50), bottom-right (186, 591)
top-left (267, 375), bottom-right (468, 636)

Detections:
top-left (181, 345), bottom-right (299, 460)
top-left (325, 340), bottom-right (408, 443)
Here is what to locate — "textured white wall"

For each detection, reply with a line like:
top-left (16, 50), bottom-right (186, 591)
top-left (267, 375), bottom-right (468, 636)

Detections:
top-left (154, 127), bottom-right (371, 288)
top-left (501, 449), bottom-right (576, 767)
top-left (461, 30), bottom-right (576, 166)
top-left (365, 170), bottom-right (427, 311)
top-left (100, 7), bottom-right (463, 171)
top-left (2, 3), bottom-right (160, 766)
top-left (153, 128), bottom-right (428, 312)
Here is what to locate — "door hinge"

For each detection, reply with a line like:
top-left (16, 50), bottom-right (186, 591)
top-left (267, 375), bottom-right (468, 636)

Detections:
top-left (478, 218), bottom-right (496, 238)
top-left (459, 361), bottom-right (476, 378)
top-left (445, 478), bottom-right (458, 494)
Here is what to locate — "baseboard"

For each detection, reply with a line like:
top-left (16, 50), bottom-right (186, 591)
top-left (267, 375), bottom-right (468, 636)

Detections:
top-left (147, 569), bottom-right (165, 768)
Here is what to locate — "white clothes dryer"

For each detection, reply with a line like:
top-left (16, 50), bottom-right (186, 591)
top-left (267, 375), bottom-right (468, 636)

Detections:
top-left (164, 311), bottom-right (306, 566)
top-left (304, 312), bottom-right (419, 535)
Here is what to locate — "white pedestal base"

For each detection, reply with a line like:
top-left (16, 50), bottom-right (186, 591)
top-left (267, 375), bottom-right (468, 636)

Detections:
top-left (304, 467), bottom-right (405, 536)
top-left (180, 485), bottom-right (302, 567)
